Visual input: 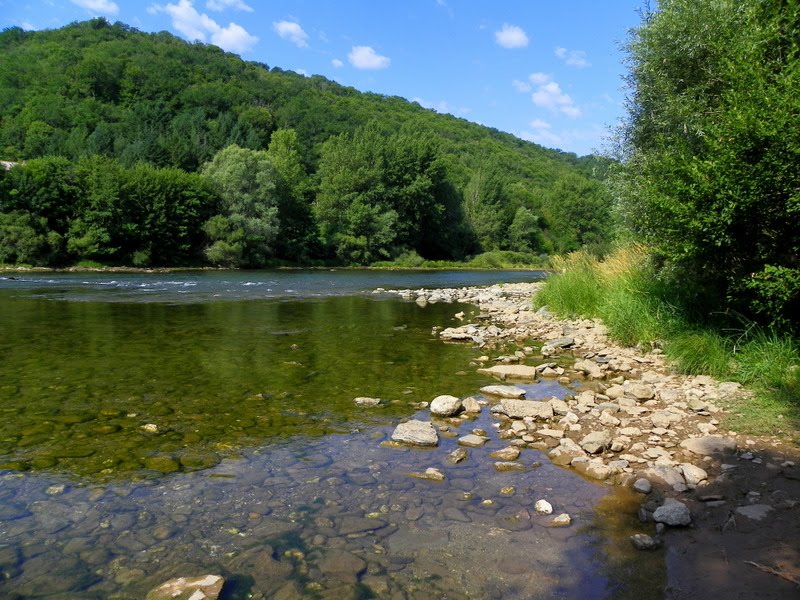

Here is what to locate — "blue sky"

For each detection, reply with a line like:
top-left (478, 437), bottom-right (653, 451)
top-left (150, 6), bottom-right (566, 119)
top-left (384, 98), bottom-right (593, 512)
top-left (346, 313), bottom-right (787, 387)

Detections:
top-left (2, 0), bottom-right (645, 156)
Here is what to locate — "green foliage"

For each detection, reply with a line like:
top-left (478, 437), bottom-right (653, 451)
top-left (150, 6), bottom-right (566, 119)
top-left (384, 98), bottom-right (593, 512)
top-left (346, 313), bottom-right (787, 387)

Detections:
top-left (537, 246), bottom-right (800, 436)
top-left (617, 0), bottom-right (800, 331)
top-left (0, 19), bottom-right (614, 267)
top-left (201, 144), bottom-right (279, 267)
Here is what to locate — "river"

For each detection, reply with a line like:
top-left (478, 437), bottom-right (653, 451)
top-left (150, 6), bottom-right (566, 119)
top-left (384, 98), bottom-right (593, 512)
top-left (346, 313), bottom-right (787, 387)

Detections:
top-left (0, 270), bottom-right (661, 599)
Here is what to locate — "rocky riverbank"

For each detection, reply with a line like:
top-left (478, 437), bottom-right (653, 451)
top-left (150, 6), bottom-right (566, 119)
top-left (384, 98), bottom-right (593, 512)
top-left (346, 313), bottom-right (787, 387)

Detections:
top-left (384, 282), bottom-right (800, 597)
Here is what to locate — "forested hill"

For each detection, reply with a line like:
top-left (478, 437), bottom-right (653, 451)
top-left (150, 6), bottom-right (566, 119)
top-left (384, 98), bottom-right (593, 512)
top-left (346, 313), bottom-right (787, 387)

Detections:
top-left (0, 18), bottom-right (612, 268)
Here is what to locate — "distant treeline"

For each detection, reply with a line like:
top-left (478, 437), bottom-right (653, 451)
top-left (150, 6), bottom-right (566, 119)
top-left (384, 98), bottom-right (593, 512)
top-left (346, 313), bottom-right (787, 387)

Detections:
top-left (0, 19), bottom-right (613, 267)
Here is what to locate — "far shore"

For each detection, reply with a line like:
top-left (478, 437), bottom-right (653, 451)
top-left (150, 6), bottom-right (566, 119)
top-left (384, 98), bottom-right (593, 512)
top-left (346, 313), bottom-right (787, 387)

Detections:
top-left (0, 264), bottom-right (550, 274)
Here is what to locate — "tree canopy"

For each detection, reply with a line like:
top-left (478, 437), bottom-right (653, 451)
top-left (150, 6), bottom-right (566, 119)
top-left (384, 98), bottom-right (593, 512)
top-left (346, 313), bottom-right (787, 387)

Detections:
top-left (616, 0), bottom-right (800, 330)
top-left (0, 19), bottom-right (613, 267)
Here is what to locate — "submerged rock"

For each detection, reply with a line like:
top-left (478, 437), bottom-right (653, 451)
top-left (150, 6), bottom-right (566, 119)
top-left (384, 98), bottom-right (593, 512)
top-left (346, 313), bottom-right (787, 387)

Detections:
top-left (458, 434), bottom-right (489, 447)
top-left (354, 397), bottom-right (382, 407)
top-left (630, 533), bottom-right (661, 551)
top-left (391, 420), bottom-right (438, 447)
top-left (145, 575), bottom-right (224, 600)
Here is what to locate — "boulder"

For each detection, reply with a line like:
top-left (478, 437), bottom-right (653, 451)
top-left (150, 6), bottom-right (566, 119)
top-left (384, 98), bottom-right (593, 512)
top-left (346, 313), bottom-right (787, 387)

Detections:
top-left (548, 438), bottom-right (586, 466)
top-left (534, 499), bottom-right (553, 514)
top-left (679, 463), bottom-right (708, 487)
top-left (391, 420), bottom-right (438, 447)
top-left (480, 385), bottom-right (527, 399)
top-left (653, 498), bottom-right (691, 526)
top-left (579, 430), bottom-right (612, 454)
top-left (644, 465), bottom-right (687, 492)
top-left (626, 383), bottom-right (656, 401)
top-left (430, 395), bottom-right (463, 417)
top-left (462, 397), bottom-right (482, 413)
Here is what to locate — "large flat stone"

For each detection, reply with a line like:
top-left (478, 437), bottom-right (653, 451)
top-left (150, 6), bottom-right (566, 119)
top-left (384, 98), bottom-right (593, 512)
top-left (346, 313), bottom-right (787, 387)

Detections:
top-left (391, 420), bottom-right (438, 446)
top-left (680, 435), bottom-right (736, 456)
top-left (477, 364), bottom-right (538, 382)
top-left (480, 385), bottom-right (526, 399)
top-left (492, 399), bottom-right (553, 420)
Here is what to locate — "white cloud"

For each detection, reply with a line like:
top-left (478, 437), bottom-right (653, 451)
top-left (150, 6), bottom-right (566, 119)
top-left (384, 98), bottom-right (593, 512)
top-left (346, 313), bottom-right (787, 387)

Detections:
top-left (273, 20), bottom-right (308, 48)
top-left (331, 58), bottom-right (344, 68)
top-left (206, 0), bottom-right (252, 11)
top-left (529, 119), bottom-right (551, 130)
top-left (71, 0), bottom-right (119, 15)
top-left (512, 79), bottom-right (531, 93)
top-left (152, 1), bottom-right (258, 53)
top-left (555, 47), bottom-right (591, 68)
top-left (495, 23), bottom-right (528, 49)
top-left (527, 73), bottom-right (582, 118)
top-left (348, 46), bottom-right (390, 70)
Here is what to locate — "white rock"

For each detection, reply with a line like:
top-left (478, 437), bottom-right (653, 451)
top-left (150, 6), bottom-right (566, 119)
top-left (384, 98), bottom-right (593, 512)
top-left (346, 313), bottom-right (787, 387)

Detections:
top-left (430, 395), bottom-right (463, 416)
top-left (391, 420), bottom-right (439, 447)
top-left (534, 499), bottom-right (553, 515)
top-left (679, 463), bottom-right (708, 487)
top-left (480, 385), bottom-right (527, 399)
top-left (551, 513), bottom-right (571, 526)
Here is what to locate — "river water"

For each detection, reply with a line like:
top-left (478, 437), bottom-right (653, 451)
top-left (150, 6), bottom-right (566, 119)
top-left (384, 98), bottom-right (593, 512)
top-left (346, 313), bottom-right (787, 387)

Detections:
top-left (0, 270), bottom-right (661, 599)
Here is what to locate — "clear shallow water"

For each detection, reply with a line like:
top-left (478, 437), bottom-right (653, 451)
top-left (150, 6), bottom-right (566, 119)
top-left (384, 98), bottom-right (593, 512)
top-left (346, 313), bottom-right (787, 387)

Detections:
top-left (0, 270), bottom-right (661, 599)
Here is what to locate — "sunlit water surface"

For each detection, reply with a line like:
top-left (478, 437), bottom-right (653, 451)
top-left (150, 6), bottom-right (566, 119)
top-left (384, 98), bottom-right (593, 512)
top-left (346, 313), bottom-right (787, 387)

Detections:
top-left (0, 270), bottom-right (661, 599)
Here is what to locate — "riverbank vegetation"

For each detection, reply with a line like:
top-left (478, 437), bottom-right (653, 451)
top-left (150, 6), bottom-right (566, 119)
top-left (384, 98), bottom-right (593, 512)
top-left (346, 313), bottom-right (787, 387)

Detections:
top-left (537, 0), bottom-right (800, 437)
top-left (0, 19), bottom-right (611, 269)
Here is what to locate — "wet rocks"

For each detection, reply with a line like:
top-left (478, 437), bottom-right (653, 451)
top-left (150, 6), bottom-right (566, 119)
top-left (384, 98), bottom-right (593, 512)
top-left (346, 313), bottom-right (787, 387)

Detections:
top-left (633, 478), bottom-right (652, 494)
top-left (551, 513), bottom-right (571, 526)
top-left (480, 385), bottom-right (526, 399)
top-left (410, 467), bottom-right (446, 481)
top-left (489, 446), bottom-right (521, 461)
top-left (317, 549), bottom-right (367, 583)
top-left (630, 533), bottom-right (661, 551)
top-left (462, 397), bottom-right (482, 413)
top-left (534, 499), bottom-right (553, 514)
top-left (458, 434), bottom-right (489, 448)
top-left (354, 397), bottom-right (382, 407)
top-left (145, 574), bottom-right (224, 600)
top-left (448, 447), bottom-right (469, 463)
top-left (391, 420), bottom-right (438, 447)
top-left (735, 504), bottom-right (773, 521)
top-left (653, 498), bottom-right (691, 526)
top-left (430, 395), bottom-right (463, 417)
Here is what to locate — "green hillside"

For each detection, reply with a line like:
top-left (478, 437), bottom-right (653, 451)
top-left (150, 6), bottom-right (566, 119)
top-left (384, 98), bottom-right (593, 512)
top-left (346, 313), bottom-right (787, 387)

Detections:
top-left (0, 18), bottom-right (612, 267)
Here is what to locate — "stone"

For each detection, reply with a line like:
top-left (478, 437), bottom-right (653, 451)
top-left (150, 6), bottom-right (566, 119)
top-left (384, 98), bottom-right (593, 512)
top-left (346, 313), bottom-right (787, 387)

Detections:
top-left (458, 434), bottom-right (489, 447)
top-left (630, 534), bottom-right (661, 551)
top-left (462, 397), bottom-right (481, 413)
top-left (448, 447), bottom-right (469, 463)
top-left (476, 364), bottom-right (538, 381)
top-left (537, 428), bottom-right (564, 439)
top-left (489, 446), bottom-right (520, 461)
top-left (633, 478), bottom-right (652, 494)
top-left (410, 467), bottom-right (445, 481)
top-left (480, 385), bottom-right (527, 399)
top-left (680, 435), bottom-right (736, 456)
top-left (548, 398), bottom-right (570, 415)
top-left (145, 575), bottom-right (224, 600)
top-left (644, 465), bottom-right (687, 492)
top-left (574, 359), bottom-right (604, 378)
top-left (430, 395), bottom-right (463, 417)
top-left (599, 411), bottom-right (621, 426)
top-left (735, 504), bottom-right (773, 521)
top-left (391, 420), bottom-right (438, 446)
top-left (338, 516), bottom-right (387, 535)
top-left (579, 430), bottom-right (612, 454)
top-left (492, 399), bottom-right (553, 420)
top-left (605, 384), bottom-right (625, 400)
top-left (679, 463), bottom-right (708, 487)
top-left (534, 499), bottom-right (553, 514)
top-left (548, 438), bottom-right (586, 466)
top-left (494, 461), bottom-right (528, 472)
top-left (354, 397), bottom-right (381, 407)
top-left (551, 513), bottom-right (571, 526)
top-left (626, 384), bottom-right (656, 401)
top-left (542, 337), bottom-right (575, 351)
top-left (317, 549), bottom-right (367, 582)
top-left (653, 499), bottom-right (691, 526)
top-left (572, 458), bottom-right (612, 481)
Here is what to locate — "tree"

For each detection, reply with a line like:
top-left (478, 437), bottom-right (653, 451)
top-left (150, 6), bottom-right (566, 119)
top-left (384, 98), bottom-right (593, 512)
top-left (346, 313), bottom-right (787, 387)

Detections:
top-left (617, 0), bottom-right (800, 329)
top-left (201, 144), bottom-right (279, 267)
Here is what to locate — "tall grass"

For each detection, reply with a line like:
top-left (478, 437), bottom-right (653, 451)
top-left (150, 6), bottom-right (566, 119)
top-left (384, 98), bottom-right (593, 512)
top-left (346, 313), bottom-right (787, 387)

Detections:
top-left (535, 246), bottom-right (800, 438)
